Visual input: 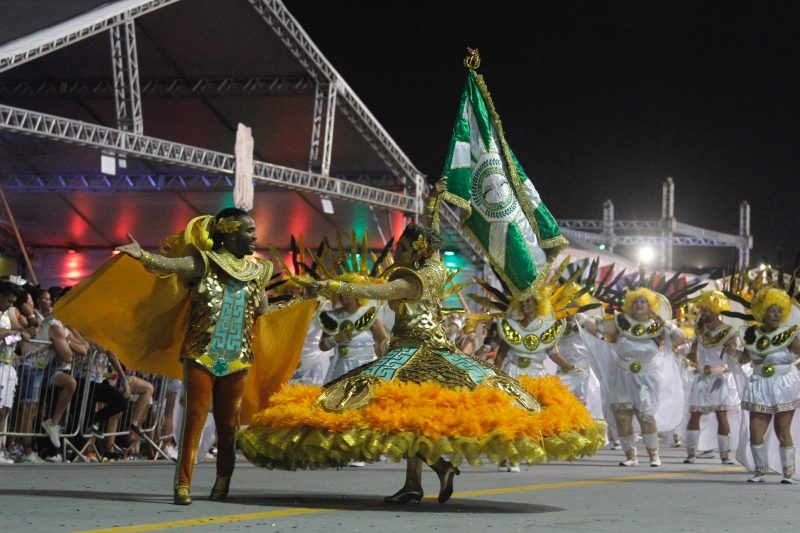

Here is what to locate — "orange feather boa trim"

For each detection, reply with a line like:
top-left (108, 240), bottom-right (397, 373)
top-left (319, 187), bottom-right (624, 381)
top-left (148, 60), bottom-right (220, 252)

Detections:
top-left (239, 376), bottom-right (606, 469)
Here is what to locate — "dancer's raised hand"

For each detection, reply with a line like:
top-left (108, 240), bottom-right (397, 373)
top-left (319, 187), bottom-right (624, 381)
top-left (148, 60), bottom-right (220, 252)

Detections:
top-left (116, 234), bottom-right (143, 259)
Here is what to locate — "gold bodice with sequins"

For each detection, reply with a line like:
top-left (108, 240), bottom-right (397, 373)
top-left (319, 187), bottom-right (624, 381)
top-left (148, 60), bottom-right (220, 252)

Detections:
top-left (181, 250), bottom-right (272, 376)
top-left (387, 260), bottom-right (455, 351)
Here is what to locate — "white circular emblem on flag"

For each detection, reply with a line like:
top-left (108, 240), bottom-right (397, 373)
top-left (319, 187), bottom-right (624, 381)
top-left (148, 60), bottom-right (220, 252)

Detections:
top-left (471, 153), bottom-right (517, 221)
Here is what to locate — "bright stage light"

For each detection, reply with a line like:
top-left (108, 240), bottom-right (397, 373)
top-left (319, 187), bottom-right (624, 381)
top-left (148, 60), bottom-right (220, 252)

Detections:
top-left (320, 195), bottom-right (334, 214)
top-left (638, 246), bottom-right (655, 264)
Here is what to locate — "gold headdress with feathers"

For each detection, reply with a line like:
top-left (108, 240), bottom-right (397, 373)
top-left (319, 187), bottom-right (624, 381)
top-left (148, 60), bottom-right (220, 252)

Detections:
top-left (469, 256), bottom-right (601, 319)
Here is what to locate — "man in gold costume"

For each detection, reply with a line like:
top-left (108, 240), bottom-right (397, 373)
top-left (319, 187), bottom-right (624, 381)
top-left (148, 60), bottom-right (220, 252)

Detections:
top-left (114, 207), bottom-right (271, 504)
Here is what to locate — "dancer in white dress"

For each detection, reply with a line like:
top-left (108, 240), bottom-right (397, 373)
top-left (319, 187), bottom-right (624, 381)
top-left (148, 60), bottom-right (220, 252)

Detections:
top-left (603, 288), bottom-right (687, 467)
top-left (683, 291), bottom-right (740, 465)
top-left (556, 310), bottom-right (605, 420)
top-left (320, 287), bottom-right (388, 382)
top-left (736, 287), bottom-right (800, 483)
top-left (495, 295), bottom-right (575, 380)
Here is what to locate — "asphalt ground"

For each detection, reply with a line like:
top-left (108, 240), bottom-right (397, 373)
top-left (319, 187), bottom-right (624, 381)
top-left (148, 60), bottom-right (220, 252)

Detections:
top-left (0, 444), bottom-right (796, 533)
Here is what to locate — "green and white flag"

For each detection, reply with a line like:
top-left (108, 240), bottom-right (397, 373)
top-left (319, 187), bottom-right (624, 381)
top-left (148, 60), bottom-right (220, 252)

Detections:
top-left (440, 68), bottom-right (568, 299)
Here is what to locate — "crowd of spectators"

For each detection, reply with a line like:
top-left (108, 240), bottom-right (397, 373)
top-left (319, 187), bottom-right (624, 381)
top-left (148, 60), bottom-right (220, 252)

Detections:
top-left (0, 277), bottom-right (178, 464)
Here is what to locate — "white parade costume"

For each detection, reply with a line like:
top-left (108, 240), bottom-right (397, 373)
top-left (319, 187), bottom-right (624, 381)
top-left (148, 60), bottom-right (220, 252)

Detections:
top-left (290, 300), bottom-right (334, 385)
top-left (735, 318), bottom-right (800, 481)
top-left (322, 301), bottom-right (382, 381)
top-left (498, 316), bottom-right (561, 378)
top-left (683, 320), bottom-right (743, 459)
top-left (556, 318), bottom-right (604, 419)
top-left (603, 313), bottom-right (686, 432)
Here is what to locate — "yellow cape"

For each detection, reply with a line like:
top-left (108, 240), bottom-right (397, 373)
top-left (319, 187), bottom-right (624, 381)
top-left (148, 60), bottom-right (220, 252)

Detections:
top-left (53, 254), bottom-right (317, 424)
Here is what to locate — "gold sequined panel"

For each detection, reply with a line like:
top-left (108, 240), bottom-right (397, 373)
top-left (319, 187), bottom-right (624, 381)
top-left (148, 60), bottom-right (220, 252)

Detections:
top-left (701, 326), bottom-right (732, 347)
top-left (388, 261), bottom-right (455, 351)
top-left (394, 345), bottom-right (478, 389)
top-left (617, 313), bottom-right (663, 339)
top-left (317, 375), bottom-right (383, 411)
top-left (501, 320), bottom-right (522, 345)
top-left (748, 325), bottom-right (799, 353)
top-left (181, 260), bottom-right (264, 374)
top-left (480, 375), bottom-right (542, 412)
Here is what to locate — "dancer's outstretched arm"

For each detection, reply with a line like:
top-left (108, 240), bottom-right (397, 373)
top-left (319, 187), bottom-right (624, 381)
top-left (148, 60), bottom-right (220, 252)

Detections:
top-left (321, 277), bottom-right (419, 303)
top-left (116, 234), bottom-right (204, 282)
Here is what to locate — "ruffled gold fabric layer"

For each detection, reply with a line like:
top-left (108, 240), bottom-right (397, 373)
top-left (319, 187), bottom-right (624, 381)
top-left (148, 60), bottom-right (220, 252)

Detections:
top-left (238, 375), bottom-right (606, 469)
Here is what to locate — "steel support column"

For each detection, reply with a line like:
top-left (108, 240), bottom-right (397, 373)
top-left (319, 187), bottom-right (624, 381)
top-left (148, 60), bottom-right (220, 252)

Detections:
top-left (308, 81), bottom-right (336, 176)
top-left (110, 21), bottom-right (143, 134)
top-left (603, 199), bottom-right (615, 252)
top-left (660, 177), bottom-right (675, 270)
top-left (739, 201), bottom-right (751, 269)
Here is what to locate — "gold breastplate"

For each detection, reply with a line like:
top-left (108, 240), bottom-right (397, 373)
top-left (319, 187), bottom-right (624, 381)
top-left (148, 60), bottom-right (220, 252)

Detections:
top-left (181, 251), bottom-right (271, 376)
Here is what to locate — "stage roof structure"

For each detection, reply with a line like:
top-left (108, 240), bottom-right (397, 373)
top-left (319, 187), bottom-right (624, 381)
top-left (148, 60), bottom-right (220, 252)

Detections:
top-left (0, 0), bottom-right (488, 286)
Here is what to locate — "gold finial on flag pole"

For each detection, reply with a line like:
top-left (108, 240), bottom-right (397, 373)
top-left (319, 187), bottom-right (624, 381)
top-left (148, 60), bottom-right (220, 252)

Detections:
top-left (463, 48), bottom-right (481, 70)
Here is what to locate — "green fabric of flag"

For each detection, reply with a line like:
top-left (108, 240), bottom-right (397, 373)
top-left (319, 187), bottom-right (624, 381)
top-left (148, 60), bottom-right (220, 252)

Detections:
top-left (440, 70), bottom-right (568, 299)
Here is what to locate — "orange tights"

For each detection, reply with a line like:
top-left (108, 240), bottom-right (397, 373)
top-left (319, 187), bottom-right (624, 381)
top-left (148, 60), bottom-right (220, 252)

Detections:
top-left (176, 361), bottom-right (247, 488)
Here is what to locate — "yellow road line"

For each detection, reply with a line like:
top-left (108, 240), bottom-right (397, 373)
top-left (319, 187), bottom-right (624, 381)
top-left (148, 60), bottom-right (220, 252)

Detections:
top-left (76, 507), bottom-right (330, 533)
top-left (443, 466), bottom-right (744, 498)
top-left (75, 466), bottom-right (745, 532)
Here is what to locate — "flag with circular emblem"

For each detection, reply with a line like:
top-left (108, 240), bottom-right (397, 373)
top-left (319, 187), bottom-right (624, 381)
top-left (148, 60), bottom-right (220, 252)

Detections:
top-left (439, 69), bottom-right (568, 299)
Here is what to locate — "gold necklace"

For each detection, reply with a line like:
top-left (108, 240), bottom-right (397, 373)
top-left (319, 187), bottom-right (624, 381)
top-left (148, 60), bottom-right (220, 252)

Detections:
top-left (207, 249), bottom-right (263, 281)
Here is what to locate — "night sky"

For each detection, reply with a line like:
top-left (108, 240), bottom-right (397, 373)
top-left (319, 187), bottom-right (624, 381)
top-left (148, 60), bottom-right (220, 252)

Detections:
top-left (285, 0), bottom-right (800, 271)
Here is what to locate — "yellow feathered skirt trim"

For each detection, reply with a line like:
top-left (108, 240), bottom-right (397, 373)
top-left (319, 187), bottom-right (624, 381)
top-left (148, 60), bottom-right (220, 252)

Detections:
top-left (238, 375), bottom-right (606, 469)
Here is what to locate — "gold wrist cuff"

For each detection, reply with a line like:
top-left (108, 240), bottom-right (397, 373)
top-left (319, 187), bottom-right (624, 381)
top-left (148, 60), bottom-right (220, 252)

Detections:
top-left (139, 250), bottom-right (157, 269)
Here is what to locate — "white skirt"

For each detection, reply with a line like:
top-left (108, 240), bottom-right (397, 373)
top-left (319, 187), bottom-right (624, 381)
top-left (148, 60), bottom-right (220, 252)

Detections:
top-left (741, 367), bottom-right (800, 414)
top-left (557, 367), bottom-right (604, 419)
top-left (689, 372), bottom-right (739, 413)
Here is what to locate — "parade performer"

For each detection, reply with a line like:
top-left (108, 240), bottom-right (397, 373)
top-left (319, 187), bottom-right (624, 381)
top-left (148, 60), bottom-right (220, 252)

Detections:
top-left (598, 279), bottom-right (696, 467)
top-left (682, 291), bottom-right (741, 464)
top-left (732, 286), bottom-right (800, 483)
top-left (470, 262), bottom-right (602, 472)
top-left (239, 182), bottom-right (605, 504)
top-left (53, 208), bottom-right (316, 505)
top-left (319, 271), bottom-right (388, 382)
top-left (555, 296), bottom-right (606, 421)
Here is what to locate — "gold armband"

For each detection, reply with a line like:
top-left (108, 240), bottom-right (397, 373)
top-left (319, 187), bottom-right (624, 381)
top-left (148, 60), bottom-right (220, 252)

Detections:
top-left (328, 280), bottom-right (342, 294)
top-left (139, 250), bottom-right (159, 270)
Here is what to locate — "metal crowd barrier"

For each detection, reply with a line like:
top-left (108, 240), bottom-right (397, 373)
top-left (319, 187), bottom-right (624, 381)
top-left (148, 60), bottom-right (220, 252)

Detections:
top-left (2, 342), bottom-right (178, 464)
top-left (75, 365), bottom-right (175, 463)
top-left (2, 339), bottom-right (88, 462)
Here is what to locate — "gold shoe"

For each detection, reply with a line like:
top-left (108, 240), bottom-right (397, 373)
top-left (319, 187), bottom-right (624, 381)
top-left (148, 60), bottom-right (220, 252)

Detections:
top-left (173, 485), bottom-right (192, 505)
top-left (432, 459), bottom-right (460, 504)
top-left (384, 486), bottom-right (423, 504)
top-left (209, 475), bottom-right (231, 501)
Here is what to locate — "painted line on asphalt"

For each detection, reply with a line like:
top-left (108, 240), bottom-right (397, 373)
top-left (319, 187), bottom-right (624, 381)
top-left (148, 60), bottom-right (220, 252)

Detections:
top-left (74, 507), bottom-right (330, 532)
top-left (74, 466), bottom-right (745, 532)
top-left (445, 466), bottom-right (744, 498)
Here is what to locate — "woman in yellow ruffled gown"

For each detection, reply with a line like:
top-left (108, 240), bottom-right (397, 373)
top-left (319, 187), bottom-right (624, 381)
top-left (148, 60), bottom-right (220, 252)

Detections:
top-left (238, 218), bottom-right (605, 504)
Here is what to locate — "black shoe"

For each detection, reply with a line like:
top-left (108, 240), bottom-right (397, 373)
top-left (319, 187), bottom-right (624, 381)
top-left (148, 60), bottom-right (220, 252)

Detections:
top-left (209, 476), bottom-right (231, 501)
top-left (432, 460), bottom-right (460, 504)
top-left (384, 487), bottom-right (423, 504)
